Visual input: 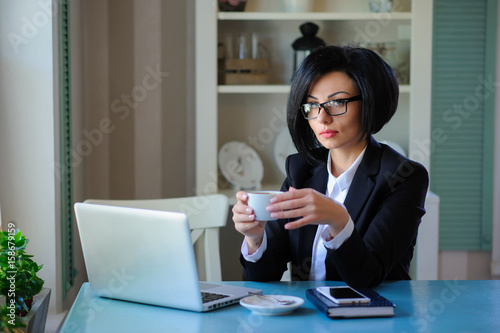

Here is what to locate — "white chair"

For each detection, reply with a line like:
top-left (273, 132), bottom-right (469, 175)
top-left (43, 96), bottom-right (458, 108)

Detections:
top-left (84, 194), bottom-right (228, 281)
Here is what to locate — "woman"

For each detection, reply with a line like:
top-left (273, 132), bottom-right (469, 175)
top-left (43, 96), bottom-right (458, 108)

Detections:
top-left (232, 45), bottom-right (428, 288)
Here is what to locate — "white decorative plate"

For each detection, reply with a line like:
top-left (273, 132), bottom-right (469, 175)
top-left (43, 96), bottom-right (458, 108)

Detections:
top-left (218, 141), bottom-right (264, 190)
top-left (273, 127), bottom-right (297, 177)
top-left (239, 295), bottom-right (304, 316)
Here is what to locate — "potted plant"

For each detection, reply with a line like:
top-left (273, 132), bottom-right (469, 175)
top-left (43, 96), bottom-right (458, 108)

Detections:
top-left (0, 305), bottom-right (25, 332)
top-left (0, 227), bottom-right (50, 333)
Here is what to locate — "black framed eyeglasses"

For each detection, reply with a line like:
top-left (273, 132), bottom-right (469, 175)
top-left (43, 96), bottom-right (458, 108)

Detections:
top-left (300, 95), bottom-right (362, 119)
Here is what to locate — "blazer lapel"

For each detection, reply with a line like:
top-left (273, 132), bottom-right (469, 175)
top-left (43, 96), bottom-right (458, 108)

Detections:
top-left (343, 137), bottom-right (381, 223)
top-left (294, 159), bottom-right (327, 277)
top-left (307, 162), bottom-right (328, 194)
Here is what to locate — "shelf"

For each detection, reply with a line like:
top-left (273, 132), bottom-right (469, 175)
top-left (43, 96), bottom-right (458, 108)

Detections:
top-left (219, 84), bottom-right (411, 94)
top-left (218, 85), bottom-right (290, 94)
top-left (196, 0), bottom-right (433, 206)
top-left (218, 12), bottom-right (412, 21)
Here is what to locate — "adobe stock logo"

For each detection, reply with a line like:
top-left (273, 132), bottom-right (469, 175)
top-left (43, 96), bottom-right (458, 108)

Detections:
top-left (405, 279), bottom-right (467, 332)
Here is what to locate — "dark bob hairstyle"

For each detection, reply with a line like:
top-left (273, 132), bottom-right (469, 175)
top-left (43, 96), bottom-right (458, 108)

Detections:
top-left (287, 45), bottom-right (399, 164)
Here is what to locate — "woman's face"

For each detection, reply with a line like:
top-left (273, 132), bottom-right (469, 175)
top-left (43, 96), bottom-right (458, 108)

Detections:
top-left (306, 71), bottom-right (365, 154)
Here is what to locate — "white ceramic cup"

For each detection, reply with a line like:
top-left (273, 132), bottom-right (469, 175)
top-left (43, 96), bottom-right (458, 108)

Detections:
top-left (247, 191), bottom-right (283, 221)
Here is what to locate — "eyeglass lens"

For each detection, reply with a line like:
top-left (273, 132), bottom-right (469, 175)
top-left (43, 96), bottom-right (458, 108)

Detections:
top-left (302, 100), bottom-right (347, 119)
top-left (301, 96), bottom-right (361, 119)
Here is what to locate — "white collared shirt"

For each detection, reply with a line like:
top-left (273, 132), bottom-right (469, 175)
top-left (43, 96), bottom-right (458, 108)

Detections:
top-left (242, 146), bottom-right (367, 281)
top-left (308, 147), bottom-right (366, 280)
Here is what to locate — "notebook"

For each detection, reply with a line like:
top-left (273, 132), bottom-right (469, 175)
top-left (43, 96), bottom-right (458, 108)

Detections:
top-left (74, 202), bottom-right (262, 312)
top-left (306, 287), bottom-right (395, 319)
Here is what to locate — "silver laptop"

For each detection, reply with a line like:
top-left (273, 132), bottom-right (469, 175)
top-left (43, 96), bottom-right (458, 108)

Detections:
top-left (74, 202), bottom-right (262, 312)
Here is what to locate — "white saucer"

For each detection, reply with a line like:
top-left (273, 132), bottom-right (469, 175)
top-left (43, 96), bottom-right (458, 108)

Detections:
top-left (239, 295), bottom-right (304, 316)
top-left (273, 127), bottom-right (297, 177)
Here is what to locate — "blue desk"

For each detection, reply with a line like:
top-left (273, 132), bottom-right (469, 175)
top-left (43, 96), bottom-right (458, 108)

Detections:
top-left (59, 280), bottom-right (499, 332)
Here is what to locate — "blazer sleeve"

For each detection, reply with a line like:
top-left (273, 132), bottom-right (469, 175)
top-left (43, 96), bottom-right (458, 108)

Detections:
top-left (325, 157), bottom-right (429, 288)
top-left (239, 218), bottom-right (291, 281)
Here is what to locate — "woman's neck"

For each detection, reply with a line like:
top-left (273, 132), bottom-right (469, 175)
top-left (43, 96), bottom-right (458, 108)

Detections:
top-left (329, 139), bottom-right (368, 177)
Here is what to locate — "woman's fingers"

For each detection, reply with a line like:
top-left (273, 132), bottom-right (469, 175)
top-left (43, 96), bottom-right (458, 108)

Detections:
top-left (232, 191), bottom-right (268, 243)
top-left (268, 204), bottom-right (309, 220)
top-left (232, 204), bottom-right (255, 222)
top-left (232, 191), bottom-right (255, 221)
top-left (267, 188), bottom-right (314, 215)
top-left (284, 217), bottom-right (311, 230)
top-left (236, 191), bottom-right (248, 204)
top-left (267, 188), bottom-right (348, 231)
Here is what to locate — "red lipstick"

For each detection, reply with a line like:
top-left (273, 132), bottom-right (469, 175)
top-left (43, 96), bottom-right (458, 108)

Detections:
top-left (320, 129), bottom-right (338, 138)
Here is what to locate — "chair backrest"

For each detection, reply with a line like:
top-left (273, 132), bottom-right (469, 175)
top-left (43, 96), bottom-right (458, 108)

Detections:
top-left (84, 194), bottom-right (228, 281)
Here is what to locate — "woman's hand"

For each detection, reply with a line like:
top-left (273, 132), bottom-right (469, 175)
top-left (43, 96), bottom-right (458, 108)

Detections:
top-left (232, 191), bottom-right (267, 253)
top-left (267, 187), bottom-right (350, 238)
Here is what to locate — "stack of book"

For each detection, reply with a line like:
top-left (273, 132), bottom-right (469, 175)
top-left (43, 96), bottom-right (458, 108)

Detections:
top-left (306, 287), bottom-right (396, 319)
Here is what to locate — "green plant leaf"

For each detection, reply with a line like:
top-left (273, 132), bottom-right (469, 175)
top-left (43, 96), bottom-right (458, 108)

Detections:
top-left (13, 230), bottom-right (21, 243)
top-left (0, 228), bottom-right (44, 316)
top-left (0, 304), bottom-right (26, 331)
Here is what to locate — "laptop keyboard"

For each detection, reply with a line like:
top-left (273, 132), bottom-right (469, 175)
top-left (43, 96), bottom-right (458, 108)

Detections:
top-left (201, 291), bottom-right (230, 303)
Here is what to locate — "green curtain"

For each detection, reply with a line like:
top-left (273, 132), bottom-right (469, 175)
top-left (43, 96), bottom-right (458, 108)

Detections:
top-left (430, 0), bottom-right (497, 250)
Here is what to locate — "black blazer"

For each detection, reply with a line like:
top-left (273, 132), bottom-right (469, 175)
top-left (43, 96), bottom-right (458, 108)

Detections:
top-left (241, 136), bottom-right (429, 288)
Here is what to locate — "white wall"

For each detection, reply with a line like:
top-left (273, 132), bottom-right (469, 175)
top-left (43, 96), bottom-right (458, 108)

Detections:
top-left (0, 0), bottom-right (61, 314)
